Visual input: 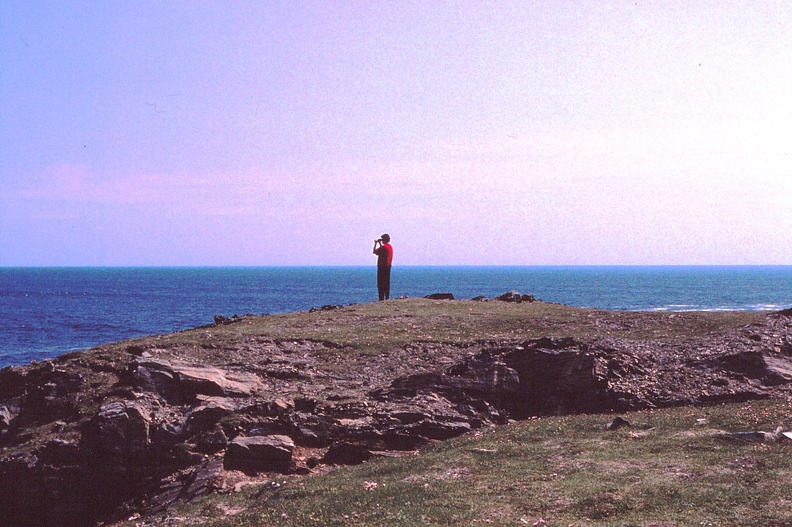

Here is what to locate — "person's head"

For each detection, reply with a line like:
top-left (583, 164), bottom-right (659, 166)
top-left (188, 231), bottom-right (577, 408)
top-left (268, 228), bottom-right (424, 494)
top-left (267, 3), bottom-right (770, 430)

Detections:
top-left (381, 233), bottom-right (390, 244)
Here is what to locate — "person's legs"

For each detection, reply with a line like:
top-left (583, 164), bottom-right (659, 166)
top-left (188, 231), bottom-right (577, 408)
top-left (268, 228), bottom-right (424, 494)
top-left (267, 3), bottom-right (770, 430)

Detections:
top-left (377, 266), bottom-right (387, 300)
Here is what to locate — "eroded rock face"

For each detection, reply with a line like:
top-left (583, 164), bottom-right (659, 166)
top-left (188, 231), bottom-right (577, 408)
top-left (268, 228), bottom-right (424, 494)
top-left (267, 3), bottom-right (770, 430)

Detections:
top-left (374, 338), bottom-right (609, 420)
top-left (89, 401), bottom-right (150, 455)
top-left (503, 343), bottom-right (607, 417)
top-left (698, 351), bottom-right (792, 386)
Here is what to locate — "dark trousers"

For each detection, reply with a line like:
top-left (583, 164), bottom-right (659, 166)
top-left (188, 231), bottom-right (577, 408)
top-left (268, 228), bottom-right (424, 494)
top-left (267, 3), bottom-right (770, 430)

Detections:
top-left (377, 265), bottom-right (391, 300)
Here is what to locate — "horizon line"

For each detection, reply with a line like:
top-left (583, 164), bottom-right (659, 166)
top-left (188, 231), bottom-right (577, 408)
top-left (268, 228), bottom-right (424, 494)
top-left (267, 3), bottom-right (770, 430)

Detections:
top-left (3, 264), bottom-right (792, 269)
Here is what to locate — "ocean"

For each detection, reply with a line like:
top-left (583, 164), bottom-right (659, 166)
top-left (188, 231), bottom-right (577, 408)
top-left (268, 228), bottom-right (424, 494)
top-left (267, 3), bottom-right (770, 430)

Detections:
top-left (1, 266), bottom-right (791, 368)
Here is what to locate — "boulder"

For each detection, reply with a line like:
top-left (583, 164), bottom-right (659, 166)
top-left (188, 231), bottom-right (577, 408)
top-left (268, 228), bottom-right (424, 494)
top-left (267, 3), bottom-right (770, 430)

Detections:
top-left (424, 293), bottom-right (455, 300)
top-left (172, 364), bottom-right (261, 398)
top-left (497, 291), bottom-right (535, 303)
top-left (132, 358), bottom-right (261, 402)
top-left (214, 314), bottom-right (244, 325)
top-left (224, 435), bottom-right (294, 473)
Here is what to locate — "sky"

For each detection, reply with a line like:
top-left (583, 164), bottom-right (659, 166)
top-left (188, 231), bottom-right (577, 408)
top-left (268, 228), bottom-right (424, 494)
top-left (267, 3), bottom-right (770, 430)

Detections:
top-left (1, 1), bottom-right (791, 266)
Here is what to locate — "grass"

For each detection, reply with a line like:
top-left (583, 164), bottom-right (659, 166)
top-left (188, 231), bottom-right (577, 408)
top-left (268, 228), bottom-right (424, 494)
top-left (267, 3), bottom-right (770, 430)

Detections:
top-left (120, 398), bottom-right (792, 527)
top-left (134, 298), bottom-right (766, 357)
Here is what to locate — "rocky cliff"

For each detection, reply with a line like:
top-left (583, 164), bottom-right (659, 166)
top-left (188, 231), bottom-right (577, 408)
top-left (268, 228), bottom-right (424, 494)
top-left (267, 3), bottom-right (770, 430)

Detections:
top-left (1, 298), bottom-right (791, 526)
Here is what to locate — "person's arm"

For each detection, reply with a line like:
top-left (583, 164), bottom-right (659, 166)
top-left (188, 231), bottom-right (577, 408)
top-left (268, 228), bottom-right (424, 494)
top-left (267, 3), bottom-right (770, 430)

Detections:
top-left (373, 239), bottom-right (381, 255)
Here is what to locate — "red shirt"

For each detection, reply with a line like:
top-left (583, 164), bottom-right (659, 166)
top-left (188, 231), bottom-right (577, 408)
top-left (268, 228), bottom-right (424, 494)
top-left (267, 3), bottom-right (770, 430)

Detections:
top-left (375, 243), bottom-right (393, 266)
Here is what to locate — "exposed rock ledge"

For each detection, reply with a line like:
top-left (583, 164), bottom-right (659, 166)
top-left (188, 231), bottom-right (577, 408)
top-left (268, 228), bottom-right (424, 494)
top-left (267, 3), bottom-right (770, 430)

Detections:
top-left (1, 299), bottom-right (791, 527)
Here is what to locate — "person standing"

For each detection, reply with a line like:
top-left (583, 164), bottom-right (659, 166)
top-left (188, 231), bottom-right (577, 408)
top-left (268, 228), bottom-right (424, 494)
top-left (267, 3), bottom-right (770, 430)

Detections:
top-left (373, 233), bottom-right (393, 301)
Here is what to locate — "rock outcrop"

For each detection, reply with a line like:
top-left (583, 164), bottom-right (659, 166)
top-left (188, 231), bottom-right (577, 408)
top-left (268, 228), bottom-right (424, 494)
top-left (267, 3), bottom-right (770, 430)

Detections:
top-left (497, 291), bottom-right (536, 303)
top-left (132, 358), bottom-right (262, 402)
top-left (424, 293), bottom-right (455, 300)
top-left (1, 302), bottom-right (791, 526)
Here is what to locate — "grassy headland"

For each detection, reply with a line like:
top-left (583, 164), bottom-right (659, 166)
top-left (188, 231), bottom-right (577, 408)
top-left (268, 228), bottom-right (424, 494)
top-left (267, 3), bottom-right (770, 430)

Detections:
top-left (102, 299), bottom-right (791, 527)
top-left (3, 298), bottom-right (791, 527)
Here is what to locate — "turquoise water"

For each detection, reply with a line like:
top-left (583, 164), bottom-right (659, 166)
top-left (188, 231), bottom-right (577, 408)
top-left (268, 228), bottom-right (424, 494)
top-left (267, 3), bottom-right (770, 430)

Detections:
top-left (1, 266), bottom-right (791, 367)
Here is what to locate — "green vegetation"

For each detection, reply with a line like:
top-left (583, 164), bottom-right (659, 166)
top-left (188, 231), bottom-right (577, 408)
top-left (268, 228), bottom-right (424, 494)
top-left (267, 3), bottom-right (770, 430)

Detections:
top-left (122, 399), bottom-right (792, 527)
top-left (140, 298), bottom-right (766, 355)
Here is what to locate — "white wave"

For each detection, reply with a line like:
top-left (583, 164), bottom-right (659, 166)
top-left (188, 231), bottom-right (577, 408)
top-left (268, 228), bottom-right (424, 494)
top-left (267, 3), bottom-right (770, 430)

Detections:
top-left (749, 304), bottom-right (782, 311)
